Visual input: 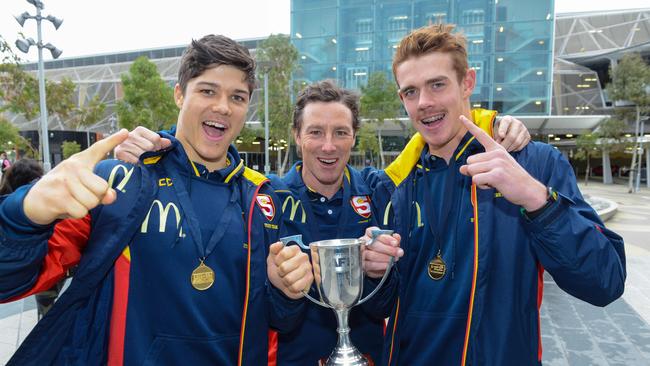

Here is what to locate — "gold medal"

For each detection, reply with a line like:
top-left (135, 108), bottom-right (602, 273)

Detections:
top-left (191, 260), bottom-right (215, 290)
top-left (428, 253), bottom-right (446, 281)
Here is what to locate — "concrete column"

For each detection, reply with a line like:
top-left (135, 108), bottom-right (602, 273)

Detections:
top-left (602, 149), bottom-right (613, 185)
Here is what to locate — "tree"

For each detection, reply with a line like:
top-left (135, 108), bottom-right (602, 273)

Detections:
top-left (606, 53), bottom-right (650, 191)
top-left (360, 72), bottom-right (402, 168)
top-left (0, 117), bottom-right (34, 157)
top-left (574, 131), bottom-right (598, 185)
top-left (256, 34), bottom-right (299, 176)
top-left (61, 140), bottom-right (81, 159)
top-left (116, 56), bottom-right (178, 131)
top-left (356, 123), bottom-right (380, 166)
top-left (0, 59), bottom-right (103, 128)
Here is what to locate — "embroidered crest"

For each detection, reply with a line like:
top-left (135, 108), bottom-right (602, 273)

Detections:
top-left (256, 194), bottom-right (276, 221)
top-left (351, 195), bottom-right (372, 219)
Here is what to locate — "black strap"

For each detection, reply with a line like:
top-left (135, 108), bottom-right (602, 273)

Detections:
top-left (166, 164), bottom-right (239, 260)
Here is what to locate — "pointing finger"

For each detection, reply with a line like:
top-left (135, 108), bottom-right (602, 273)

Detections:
top-left (459, 115), bottom-right (500, 151)
top-left (78, 129), bottom-right (129, 167)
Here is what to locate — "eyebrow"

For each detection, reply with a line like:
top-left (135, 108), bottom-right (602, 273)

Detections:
top-left (195, 81), bottom-right (249, 95)
top-left (398, 76), bottom-right (449, 94)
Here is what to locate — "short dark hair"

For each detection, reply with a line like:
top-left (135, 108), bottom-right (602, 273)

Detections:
top-left (177, 34), bottom-right (256, 95)
top-left (293, 80), bottom-right (360, 133)
top-left (0, 158), bottom-right (43, 195)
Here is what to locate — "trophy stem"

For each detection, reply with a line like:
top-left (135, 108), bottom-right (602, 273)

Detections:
top-left (325, 308), bottom-right (368, 366)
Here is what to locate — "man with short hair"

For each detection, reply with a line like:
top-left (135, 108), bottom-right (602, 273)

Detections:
top-left (0, 34), bottom-right (311, 366)
top-left (364, 24), bottom-right (626, 366)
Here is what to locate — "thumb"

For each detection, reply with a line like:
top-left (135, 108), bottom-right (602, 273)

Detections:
top-left (78, 129), bottom-right (129, 167)
top-left (269, 242), bottom-right (284, 256)
top-left (160, 138), bottom-right (172, 149)
top-left (100, 188), bottom-right (118, 205)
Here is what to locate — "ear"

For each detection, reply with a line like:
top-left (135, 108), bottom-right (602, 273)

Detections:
top-left (174, 84), bottom-right (184, 108)
top-left (461, 68), bottom-right (476, 100)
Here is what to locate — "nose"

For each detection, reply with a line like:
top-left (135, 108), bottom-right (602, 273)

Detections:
top-left (211, 94), bottom-right (232, 116)
top-left (417, 88), bottom-right (436, 112)
top-left (321, 134), bottom-right (336, 153)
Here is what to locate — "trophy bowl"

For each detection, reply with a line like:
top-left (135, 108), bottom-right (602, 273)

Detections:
top-left (281, 230), bottom-right (394, 366)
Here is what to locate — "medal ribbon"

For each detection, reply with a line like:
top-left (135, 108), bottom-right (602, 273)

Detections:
top-left (297, 169), bottom-right (352, 242)
top-left (165, 163), bottom-right (239, 261)
top-left (421, 153), bottom-right (458, 259)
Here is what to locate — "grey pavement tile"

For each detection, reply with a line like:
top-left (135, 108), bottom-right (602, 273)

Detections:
top-left (597, 341), bottom-right (647, 366)
top-left (555, 328), bottom-right (602, 354)
top-left (565, 350), bottom-right (609, 366)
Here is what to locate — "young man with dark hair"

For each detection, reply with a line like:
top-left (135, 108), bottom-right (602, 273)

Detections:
top-left (0, 34), bottom-right (311, 366)
top-left (364, 24), bottom-right (626, 365)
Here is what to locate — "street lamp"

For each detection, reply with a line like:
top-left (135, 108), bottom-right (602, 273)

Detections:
top-left (14, 0), bottom-right (63, 172)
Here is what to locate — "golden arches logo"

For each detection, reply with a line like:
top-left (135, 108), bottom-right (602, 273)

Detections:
top-left (382, 201), bottom-right (423, 227)
top-left (107, 164), bottom-right (134, 193)
top-left (282, 196), bottom-right (306, 223)
top-left (140, 200), bottom-right (184, 237)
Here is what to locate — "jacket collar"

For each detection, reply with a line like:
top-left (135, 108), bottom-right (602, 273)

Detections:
top-left (384, 108), bottom-right (497, 186)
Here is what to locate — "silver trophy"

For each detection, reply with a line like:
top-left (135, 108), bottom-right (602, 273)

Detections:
top-left (281, 230), bottom-right (395, 366)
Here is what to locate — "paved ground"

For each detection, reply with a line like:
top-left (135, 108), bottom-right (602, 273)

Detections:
top-left (541, 182), bottom-right (650, 366)
top-left (1, 181), bottom-right (649, 365)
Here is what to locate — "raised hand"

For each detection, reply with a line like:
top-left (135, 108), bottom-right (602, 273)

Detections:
top-left (23, 129), bottom-right (130, 225)
top-left (494, 115), bottom-right (531, 152)
top-left (361, 227), bottom-right (403, 279)
top-left (114, 126), bottom-right (171, 164)
top-left (458, 116), bottom-right (547, 212)
top-left (267, 242), bottom-right (314, 300)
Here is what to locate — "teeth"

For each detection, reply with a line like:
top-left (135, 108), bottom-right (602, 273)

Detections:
top-left (319, 158), bottom-right (336, 164)
top-left (422, 114), bottom-right (445, 124)
top-left (204, 121), bottom-right (226, 129)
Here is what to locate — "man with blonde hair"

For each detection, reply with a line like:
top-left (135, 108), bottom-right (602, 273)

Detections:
top-left (364, 24), bottom-right (626, 366)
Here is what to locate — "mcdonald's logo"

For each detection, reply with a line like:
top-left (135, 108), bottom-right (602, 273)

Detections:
top-left (140, 200), bottom-right (184, 237)
top-left (282, 195), bottom-right (306, 223)
top-left (107, 164), bottom-right (135, 193)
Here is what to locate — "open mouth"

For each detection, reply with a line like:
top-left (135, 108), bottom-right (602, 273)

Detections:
top-left (202, 121), bottom-right (227, 139)
top-left (421, 113), bottom-right (446, 126)
top-left (318, 158), bottom-right (338, 166)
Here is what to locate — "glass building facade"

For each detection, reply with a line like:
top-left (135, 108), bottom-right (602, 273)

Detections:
top-left (291, 0), bottom-right (555, 115)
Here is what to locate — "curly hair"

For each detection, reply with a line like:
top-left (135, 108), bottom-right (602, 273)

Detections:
top-left (0, 159), bottom-right (44, 195)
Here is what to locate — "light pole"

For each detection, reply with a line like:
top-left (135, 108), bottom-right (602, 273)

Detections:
top-left (14, 0), bottom-right (63, 172)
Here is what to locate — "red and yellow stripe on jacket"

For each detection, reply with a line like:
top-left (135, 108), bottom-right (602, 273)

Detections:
top-left (1, 215), bottom-right (90, 303)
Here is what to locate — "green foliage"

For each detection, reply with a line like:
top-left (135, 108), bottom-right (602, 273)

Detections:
top-left (574, 131), bottom-right (598, 160)
top-left (360, 72), bottom-right (401, 123)
top-left (607, 53), bottom-right (650, 109)
top-left (356, 123), bottom-right (380, 161)
top-left (116, 56), bottom-right (178, 131)
top-left (238, 126), bottom-right (262, 144)
top-left (71, 96), bottom-right (107, 129)
top-left (61, 140), bottom-right (81, 159)
top-left (0, 117), bottom-right (33, 154)
top-left (0, 63), bottom-right (100, 127)
top-left (256, 34), bottom-right (300, 174)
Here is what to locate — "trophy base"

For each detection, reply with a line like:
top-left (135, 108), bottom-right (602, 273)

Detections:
top-left (325, 345), bottom-right (368, 366)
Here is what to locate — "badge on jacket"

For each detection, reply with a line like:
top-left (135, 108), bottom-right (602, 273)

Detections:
top-left (256, 194), bottom-right (276, 221)
top-left (351, 195), bottom-right (372, 219)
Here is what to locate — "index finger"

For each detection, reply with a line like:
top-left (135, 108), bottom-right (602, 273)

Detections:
top-left (459, 115), bottom-right (500, 151)
top-left (78, 129), bottom-right (130, 166)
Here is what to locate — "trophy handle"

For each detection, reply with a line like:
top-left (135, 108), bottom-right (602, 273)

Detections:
top-left (357, 229), bottom-right (395, 306)
top-left (279, 235), bottom-right (333, 309)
